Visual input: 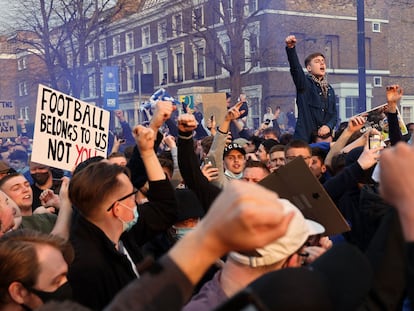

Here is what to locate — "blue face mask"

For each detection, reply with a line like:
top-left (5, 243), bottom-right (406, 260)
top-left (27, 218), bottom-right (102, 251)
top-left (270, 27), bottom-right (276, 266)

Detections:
top-left (118, 203), bottom-right (139, 232)
top-left (172, 227), bottom-right (194, 240)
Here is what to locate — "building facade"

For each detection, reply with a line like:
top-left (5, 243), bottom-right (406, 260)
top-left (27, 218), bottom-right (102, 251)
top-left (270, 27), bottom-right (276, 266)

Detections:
top-left (3, 0), bottom-right (414, 133)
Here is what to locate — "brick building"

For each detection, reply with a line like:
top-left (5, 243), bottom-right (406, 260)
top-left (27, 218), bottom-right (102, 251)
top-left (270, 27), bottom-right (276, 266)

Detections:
top-left (3, 0), bottom-right (414, 132)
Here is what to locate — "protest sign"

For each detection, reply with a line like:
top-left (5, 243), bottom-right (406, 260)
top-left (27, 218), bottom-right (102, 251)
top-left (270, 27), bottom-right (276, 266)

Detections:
top-left (32, 85), bottom-right (110, 171)
top-left (196, 93), bottom-right (227, 126)
top-left (0, 101), bottom-right (17, 138)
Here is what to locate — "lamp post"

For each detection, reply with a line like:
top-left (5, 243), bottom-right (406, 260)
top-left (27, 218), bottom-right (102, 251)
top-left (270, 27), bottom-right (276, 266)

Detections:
top-left (357, 0), bottom-right (366, 112)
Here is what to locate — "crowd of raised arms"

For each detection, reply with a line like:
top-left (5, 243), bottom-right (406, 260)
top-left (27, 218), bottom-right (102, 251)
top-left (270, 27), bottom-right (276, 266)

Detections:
top-left (1, 35), bottom-right (414, 311)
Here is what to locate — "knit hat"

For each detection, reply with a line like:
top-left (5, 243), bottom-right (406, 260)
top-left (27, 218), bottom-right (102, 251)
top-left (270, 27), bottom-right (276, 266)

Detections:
top-left (223, 143), bottom-right (246, 158)
top-left (229, 199), bottom-right (325, 267)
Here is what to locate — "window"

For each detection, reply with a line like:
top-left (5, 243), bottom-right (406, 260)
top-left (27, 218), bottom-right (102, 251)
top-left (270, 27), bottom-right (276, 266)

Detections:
top-left (157, 49), bottom-right (168, 85)
top-left (113, 35), bottom-right (121, 55)
top-left (173, 14), bottom-right (182, 37)
top-left (224, 40), bottom-right (231, 65)
top-left (192, 41), bottom-right (205, 79)
top-left (402, 106), bottom-right (413, 125)
top-left (87, 45), bottom-right (94, 63)
top-left (17, 57), bottom-right (27, 70)
top-left (345, 97), bottom-right (359, 118)
top-left (248, 33), bottom-right (258, 67)
top-left (126, 32), bottom-right (134, 51)
top-left (142, 26), bottom-right (150, 47)
top-left (126, 60), bottom-right (135, 91)
top-left (373, 76), bottom-right (382, 87)
top-left (223, 0), bottom-right (233, 20)
top-left (193, 6), bottom-right (203, 29)
top-left (18, 82), bottom-right (28, 96)
top-left (176, 52), bottom-right (183, 82)
top-left (88, 75), bottom-right (96, 97)
top-left (158, 21), bottom-right (167, 42)
top-left (141, 53), bottom-right (152, 74)
top-left (196, 46), bottom-right (205, 78)
top-left (67, 52), bottom-right (73, 68)
top-left (99, 40), bottom-right (107, 59)
top-left (248, 0), bottom-right (257, 13)
top-left (19, 107), bottom-right (29, 121)
top-left (372, 22), bottom-right (381, 33)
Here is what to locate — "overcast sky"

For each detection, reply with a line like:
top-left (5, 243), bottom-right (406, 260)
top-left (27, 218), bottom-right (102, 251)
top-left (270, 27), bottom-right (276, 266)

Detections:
top-left (0, 1), bottom-right (18, 34)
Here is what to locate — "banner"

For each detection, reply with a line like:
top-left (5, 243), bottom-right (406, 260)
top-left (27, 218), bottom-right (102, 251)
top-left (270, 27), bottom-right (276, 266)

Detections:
top-left (0, 101), bottom-right (17, 138)
top-left (103, 66), bottom-right (119, 110)
top-left (32, 84), bottom-right (110, 171)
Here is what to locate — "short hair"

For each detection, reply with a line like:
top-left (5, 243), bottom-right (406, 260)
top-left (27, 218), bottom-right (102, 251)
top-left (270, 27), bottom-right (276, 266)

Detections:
top-left (8, 150), bottom-right (28, 163)
top-left (262, 128), bottom-right (280, 140)
top-left (108, 152), bottom-right (126, 160)
top-left (269, 145), bottom-right (285, 154)
top-left (69, 162), bottom-right (130, 217)
top-left (244, 160), bottom-right (270, 174)
top-left (284, 139), bottom-right (312, 155)
top-left (261, 139), bottom-right (280, 153)
top-left (312, 147), bottom-right (327, 162)
top-left (279, 133), bottom-right (293, 145)
top-left (0, 229), bottom-right (72, 305)
top-left (0, 172), bottom-right (25, 190)
top-left (304, 52), bottom-right (326, 67)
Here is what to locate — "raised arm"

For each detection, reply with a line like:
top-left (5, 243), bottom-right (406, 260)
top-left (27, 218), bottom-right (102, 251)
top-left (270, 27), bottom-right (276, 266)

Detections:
top-left (325, 115), bottom-right (365, 169)
top-left (385, 85), bottom-right (404, 145)
top-left (207, 102), bottom-right (244, 188)
top-left (177, 114), bottom-right (221, 212)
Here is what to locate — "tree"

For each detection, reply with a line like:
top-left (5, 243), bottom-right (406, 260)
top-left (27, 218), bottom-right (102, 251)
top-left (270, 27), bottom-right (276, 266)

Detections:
top-left (10, 0), bottom-right (136, 98)
top-left (178, 0), bottom-right (271, 102)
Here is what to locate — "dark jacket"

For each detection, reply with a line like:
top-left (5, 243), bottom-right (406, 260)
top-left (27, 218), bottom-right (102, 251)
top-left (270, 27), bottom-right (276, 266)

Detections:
top-left (68, 179), bottom-right (177, 310)
top-left (177, 131), bottom-right (221, 212)
top-left (286, 46), bottom-right (337, 143)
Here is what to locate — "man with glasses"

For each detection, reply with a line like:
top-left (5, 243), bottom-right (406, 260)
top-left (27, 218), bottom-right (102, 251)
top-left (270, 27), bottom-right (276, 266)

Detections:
top-left (68, 125), bottom-right (177, 310)
top-left (284, 139), bottom-right (313, 168)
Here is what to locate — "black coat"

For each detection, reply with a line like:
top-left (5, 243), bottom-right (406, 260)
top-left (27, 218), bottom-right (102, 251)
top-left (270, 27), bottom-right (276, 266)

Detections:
top-left (68, 179), bottom-right (177, 310)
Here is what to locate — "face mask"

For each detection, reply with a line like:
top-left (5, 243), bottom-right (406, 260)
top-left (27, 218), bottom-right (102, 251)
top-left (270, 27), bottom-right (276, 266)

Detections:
top-left (172, 227), bottom-right (193, 240)
top-left (29, 281), bottom-right (72, 303)
top-left (31, 172), bottom-right (49, 186)
top-left (118, 203), bottom-right (139, 232)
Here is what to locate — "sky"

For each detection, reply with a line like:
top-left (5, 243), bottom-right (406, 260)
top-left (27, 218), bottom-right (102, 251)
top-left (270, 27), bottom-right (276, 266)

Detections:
top-left (0, 1), bottom-right (18, 34)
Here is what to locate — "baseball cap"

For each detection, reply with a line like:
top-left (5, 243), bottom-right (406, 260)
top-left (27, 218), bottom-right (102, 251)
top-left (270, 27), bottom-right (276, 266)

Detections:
top-left (229, 199), bottom-right (325, 267)
top-left (223, 143), bottom-right (246, 158)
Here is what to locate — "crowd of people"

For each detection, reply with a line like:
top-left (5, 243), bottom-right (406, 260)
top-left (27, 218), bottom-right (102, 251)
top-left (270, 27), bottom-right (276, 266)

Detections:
top-left (1, 35), bottom-right (414, 311)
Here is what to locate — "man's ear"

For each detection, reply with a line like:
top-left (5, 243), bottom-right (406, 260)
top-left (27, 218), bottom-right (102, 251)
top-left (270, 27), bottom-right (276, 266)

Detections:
top-left (306, 65), bottom-right (312, 72)
top-left (321, 164), bottom-right (327, 174)
top-left (8, 281), bottom-right (30, 304)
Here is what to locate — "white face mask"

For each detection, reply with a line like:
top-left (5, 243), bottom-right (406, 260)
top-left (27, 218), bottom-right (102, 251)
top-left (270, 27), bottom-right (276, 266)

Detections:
top-left (117, 202), bottom-right (139, 232)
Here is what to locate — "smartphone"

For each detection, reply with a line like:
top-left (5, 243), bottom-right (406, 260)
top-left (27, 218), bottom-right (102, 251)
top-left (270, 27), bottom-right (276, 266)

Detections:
top-left (204, 156), bottom-right (216, 168)
top-left (119, 139), bottom-right (126, 144)
top-left (369, 134), bottom-right (381, 149)
top-left (264, 119), bottom-right (271, 125)
top-left (52, 178), bottom-right (63, 194)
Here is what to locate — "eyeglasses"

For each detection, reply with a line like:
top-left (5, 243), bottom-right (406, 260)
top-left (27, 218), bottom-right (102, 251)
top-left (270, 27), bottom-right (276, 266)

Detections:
top-left (107, 189), bottom-right (138, 212)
